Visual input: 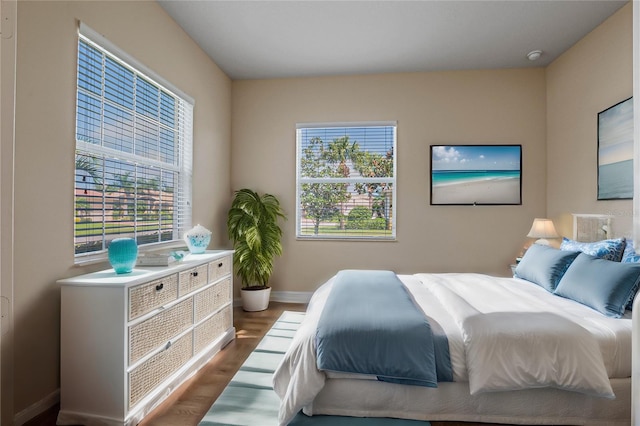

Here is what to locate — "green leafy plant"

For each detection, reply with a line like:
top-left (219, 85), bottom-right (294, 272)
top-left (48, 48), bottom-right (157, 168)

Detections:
top-left (227, 189), bottom-right (286, 289)
top-left (346, 207), bottom-right (387, 230)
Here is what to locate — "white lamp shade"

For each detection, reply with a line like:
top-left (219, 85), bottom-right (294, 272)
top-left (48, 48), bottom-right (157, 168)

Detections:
top-left (527, 218), bottom-right (559, 245)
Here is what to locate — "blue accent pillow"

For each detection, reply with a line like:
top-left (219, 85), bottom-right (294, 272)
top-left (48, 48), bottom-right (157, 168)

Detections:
top-left (554, 253), bottom-right (640, 318)
top-left (621, 240), bottom-right (640, 310)
top-left (622, 239), bottom-right (640, 263)
top-left (559, 237), bottom-right (626, 262)
top-left (514, 244), bottom-right (580, 292)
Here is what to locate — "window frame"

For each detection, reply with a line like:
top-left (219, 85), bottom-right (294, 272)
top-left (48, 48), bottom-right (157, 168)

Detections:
top-left (295, 121), bottom-right (397, 241)
top-left (74, 23), bottom-right (194, 264)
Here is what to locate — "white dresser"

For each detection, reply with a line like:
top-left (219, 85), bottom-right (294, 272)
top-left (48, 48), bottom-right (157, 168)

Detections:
top-left (57, 250), bottom-right (235, 426)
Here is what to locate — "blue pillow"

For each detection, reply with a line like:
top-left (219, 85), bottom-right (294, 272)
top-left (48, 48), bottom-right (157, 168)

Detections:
top-left (622, 239), bottom-right (640, 263)
top-left (514, 244), bottom-right (580, 292)
top-left (559, 237), bottom-right (626, 262)
top-left (621, 240), bottom-right (640, 309)
top-left (554, 253), bottom-right (640, 318)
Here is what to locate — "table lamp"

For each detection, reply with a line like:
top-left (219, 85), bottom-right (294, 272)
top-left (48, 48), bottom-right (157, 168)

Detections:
top-left (527, 218), bottom-right (559, 246)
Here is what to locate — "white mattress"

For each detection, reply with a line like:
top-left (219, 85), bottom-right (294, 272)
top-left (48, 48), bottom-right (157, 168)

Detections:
top-left (273, 273), bottom-right (632, 425)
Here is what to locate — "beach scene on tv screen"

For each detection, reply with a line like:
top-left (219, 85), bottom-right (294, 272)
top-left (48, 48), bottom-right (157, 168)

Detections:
top-left (431, 145), bottom-right (521, 205)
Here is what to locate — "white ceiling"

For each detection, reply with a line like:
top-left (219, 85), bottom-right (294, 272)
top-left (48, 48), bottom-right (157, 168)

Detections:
top-left (158, 0), bottom-right (628, 80)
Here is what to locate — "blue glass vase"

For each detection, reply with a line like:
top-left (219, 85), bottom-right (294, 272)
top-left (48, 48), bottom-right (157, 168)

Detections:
top-left (108, 238), bottom-right (138, 274)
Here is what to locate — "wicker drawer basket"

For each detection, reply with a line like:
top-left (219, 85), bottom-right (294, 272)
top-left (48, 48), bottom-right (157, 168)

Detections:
top-left (194, 278), bottom-right (231, 323)
top-left (193, 306), bottom-right (232, 354)
top-left (128, 274), bottom-right (178, 321)
top-left (208, 256), bottom-right (232, 282)
top-left (129, 298), bottom-right (193, 364)
top-left (178, 264), bottom-right (209, 296)
top-left (128, 333), bottom-right (193, 410)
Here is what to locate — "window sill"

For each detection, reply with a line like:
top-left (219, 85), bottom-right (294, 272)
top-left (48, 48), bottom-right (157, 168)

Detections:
top-left (296, 236), bottom-right (397, 242)
top-left (74, 240), bottom-right (189, 267)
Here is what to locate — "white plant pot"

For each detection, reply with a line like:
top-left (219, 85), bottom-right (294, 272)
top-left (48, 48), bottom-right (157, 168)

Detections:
top-left (241, 287), bottom-right (272, 312)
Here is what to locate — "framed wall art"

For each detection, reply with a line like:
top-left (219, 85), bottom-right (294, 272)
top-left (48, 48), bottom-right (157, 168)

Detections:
top-left (430, 144), bottom-right (522, 205)
top-left (597, 97), bottom-right (633, 200)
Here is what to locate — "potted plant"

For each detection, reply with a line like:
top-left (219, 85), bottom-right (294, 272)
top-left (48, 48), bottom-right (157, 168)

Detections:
top-left (227, 188), bottom-right (286, 311)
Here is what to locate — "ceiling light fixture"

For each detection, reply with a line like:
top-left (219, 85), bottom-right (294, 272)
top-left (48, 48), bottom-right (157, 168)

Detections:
top-left (527, 50), bottom-right (542, 61)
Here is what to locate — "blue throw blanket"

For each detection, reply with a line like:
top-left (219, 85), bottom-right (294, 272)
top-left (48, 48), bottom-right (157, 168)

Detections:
top-left (315, 270), bottom-right (453, 387)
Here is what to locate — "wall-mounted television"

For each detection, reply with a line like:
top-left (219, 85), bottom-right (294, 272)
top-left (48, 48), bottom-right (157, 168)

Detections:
top-left (430, 144), bottom-right (522, 206)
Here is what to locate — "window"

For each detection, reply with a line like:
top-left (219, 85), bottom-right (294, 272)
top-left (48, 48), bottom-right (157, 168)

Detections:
top-left (296, 122), bottom-right (396, 240)
top-left (75, 25), bottom-right (193, 258)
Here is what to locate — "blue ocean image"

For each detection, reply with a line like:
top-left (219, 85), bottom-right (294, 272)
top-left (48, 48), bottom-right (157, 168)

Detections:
top-left (430, 145), bottom-right (521, 204)
top-left (432, 170), bottom-right (521, 186)
top-left (598, 98), bottom-right (633, 199)
top-left (598, 159), bottom-right (633, 199)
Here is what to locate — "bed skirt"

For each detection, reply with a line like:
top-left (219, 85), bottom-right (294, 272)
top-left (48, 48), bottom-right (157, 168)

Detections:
top-left (303, 377), bottom-right (630, 426)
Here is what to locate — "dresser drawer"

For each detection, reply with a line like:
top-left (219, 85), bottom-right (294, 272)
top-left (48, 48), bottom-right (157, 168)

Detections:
top-left (178, 264), bottom-right (208, 296)
top-left (194, 278), bottom-right (231, 323)
top-left (129, 298), bottom-right (193, 365)
top-left (208, 256), bottom-right (232, 281)
top-left (193, 305), bottom-right (232, 354)
top-left (128, 333), bottom-right (193, 410)
top-left (129, 274), bottom-right (178, 321)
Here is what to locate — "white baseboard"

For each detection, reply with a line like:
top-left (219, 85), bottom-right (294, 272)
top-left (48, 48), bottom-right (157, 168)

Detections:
top-left (14, 388), bottom-right (59, 426)
top-left (270, 290), bottom-right (312, 304)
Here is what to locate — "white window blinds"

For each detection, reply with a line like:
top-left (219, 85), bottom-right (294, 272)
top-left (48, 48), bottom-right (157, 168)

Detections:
top-left (75, 26), bottom-right (193, 257)
top-left (296, 122), bottom-right (397, 240)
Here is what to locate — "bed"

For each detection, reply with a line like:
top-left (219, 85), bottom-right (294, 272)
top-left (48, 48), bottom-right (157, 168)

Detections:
top-left (273, 241), bottom-right (640, 426)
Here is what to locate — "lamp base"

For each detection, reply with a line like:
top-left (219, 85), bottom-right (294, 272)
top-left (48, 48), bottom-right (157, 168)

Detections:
top-left (535, 238), bottom-right (551, 246)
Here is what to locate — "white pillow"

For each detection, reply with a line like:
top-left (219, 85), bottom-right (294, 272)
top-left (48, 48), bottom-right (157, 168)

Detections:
top-left (463, 312), bottom-right (614, 398)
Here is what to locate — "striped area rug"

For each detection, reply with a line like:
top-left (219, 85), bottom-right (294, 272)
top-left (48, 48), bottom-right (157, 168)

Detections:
top-left (199, 311), bottom-right (430, 426)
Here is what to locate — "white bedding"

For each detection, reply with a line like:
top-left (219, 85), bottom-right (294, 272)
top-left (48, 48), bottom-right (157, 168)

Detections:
top-left (273, 273), bottom-right (632, 425)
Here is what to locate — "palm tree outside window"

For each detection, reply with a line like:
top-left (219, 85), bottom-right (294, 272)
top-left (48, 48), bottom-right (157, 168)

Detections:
top-left (296, 122), bottom-right (397, 240)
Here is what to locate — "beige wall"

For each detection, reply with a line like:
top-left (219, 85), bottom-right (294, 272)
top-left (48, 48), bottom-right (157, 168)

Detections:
top-left (232, 69), bottom-right (547, 292)
top-left (13, 1), bottom-right (230, 416)
top-left (547, 3), bottom-right (633, 238)
top-left (1, 1), bottom-right (18, 423)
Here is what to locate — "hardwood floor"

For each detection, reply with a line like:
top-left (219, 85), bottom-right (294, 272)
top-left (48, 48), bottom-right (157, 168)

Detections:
top-left (25, 302), bottom-right (502, 426)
